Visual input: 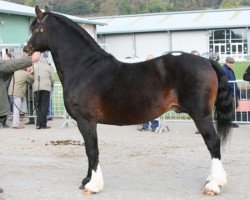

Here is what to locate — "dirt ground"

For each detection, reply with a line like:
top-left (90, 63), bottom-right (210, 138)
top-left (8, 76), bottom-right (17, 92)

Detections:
top-left (0, 118), bottom-right (250, 200)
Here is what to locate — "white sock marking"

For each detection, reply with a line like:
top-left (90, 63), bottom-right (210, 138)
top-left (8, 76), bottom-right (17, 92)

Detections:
top-left (205, 158), bottom-right (227, 195)
top-left (85, 164), bottom-right (104, 193)
top-left (171, 52), bottom-right (182, 56)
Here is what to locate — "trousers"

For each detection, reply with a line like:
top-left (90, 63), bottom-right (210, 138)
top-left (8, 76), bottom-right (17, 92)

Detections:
top-left (35, 90), bottom-right (50, 127)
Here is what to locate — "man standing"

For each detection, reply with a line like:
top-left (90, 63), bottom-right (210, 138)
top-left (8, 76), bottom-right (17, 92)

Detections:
top-left (8, 67), bottom-right (34, 128)
top-left (0, 52), bottom-right (40, 128)
top-left (222, 56), bottom-right (239, 128)
top-left (33, 52), bottom-right (55, 129)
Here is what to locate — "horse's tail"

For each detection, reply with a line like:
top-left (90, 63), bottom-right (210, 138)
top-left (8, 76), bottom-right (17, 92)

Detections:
top-left (210, 59), bottom-right (234, 144)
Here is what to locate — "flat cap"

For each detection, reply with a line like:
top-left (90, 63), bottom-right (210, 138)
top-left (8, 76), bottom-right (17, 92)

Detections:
top-left (226, 56), bottom-right (235, 63)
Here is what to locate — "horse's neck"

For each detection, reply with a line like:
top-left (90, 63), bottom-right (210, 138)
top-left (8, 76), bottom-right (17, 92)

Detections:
top-left (47, 27), bottom-right (105, 82)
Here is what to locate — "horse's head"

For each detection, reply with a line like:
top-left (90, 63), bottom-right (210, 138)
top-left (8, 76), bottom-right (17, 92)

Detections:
top-left (24, 6), bottom-right (50, 55)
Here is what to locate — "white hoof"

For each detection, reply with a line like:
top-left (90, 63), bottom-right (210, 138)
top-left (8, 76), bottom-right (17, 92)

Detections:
top-left (84, 164), bottom-right (104, 194)
top-left (205, 180), bottom-right (221, 195)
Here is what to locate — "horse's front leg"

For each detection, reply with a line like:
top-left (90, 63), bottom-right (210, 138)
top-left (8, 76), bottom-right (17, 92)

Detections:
top-left (77, 119), bottom-right (104, 194)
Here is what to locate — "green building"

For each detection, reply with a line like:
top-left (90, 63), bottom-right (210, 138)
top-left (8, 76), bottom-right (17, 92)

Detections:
top-left (0, 0), bottom-right (104, 58)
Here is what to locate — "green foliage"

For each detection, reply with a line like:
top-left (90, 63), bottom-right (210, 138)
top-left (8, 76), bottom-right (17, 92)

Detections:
top-left (7, 0), bottom-right (250, 16)
top-left (52, 0), bottom-right (93, 15)
top-left (99, 0), bottom-right (119, 15)
top-left (24, 0), bottom-right (35, 6)
top-left (220, 0), bottom-right (241, 8)
top-left (144, 0), bottom-right (167, 13)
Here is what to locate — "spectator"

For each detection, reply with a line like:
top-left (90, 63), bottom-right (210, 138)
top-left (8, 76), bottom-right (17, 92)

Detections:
top-left (138, 54), bottom-right (159, 132)
top-left (8, 67), bottom-right (34, 129)
top-left (33, 52), bottom-right (55, 129)
top-left (3, 52), bottom-right (14, 115)
top-left (191, 50), bottom-right (200, 56)
top-left (0, 52), bottom-right (40, 128)
top-left (222, 56), bottom-right (239, 128)
top-left (243, 65), bottom-right (250, 82)
top-left (25, 64), bottom-right (36, 125)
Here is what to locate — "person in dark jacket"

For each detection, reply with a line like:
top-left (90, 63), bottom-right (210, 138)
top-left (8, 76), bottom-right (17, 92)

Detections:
top-left (0, 52), bottom-right (40, 128)
top-left (222, 56), bottom-right (239, 128)
top-left (243, 65), bottom-right (250, 82)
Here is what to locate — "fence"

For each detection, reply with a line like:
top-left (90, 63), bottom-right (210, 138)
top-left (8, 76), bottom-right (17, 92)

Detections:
top-left (23, 80), bottom-right (250, 130)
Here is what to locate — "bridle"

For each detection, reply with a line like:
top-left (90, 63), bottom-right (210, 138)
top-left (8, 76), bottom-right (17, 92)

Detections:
top-left (25, 15), bottom-right (48, 55)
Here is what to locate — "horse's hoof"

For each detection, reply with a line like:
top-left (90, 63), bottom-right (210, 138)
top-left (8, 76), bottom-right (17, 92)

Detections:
top-left (79, 184), bottom-right (84, 190)
top-left (204, 189), bottom-right (216, 196)
top-left (204, 180), bottom-right (221, 196)
top-left (83, 188), bottom-right (96, 195)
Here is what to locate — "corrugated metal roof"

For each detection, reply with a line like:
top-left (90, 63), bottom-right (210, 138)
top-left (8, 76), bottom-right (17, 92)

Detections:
top-left (89, 8), bottom-right (250, 34)
top-left (0, 0), bottom-right (105, 26)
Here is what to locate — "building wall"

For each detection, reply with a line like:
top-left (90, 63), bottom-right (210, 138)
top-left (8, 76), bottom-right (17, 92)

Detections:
top-left (82, 24), bottom-right (96, 39)
top-left (100, 30), bottom-right (209, 60)
top-left (135, 32), bottom-right (169, 58)
top-left (0, 14), bottom-right (30, 44)
top-left (171, 30), bottom-right (208, 54)
top-left (101, 32), bottom-right (170, 60)
top-left (104, 34), bottom-right (134, 59)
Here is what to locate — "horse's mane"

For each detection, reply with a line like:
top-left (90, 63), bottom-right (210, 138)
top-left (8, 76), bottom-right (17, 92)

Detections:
top-left (48, 12), bottom-right (122, 66)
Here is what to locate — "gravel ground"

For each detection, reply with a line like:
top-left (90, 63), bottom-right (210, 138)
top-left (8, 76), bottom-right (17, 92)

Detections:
top-left (0, 118), bottom-right (250, 200)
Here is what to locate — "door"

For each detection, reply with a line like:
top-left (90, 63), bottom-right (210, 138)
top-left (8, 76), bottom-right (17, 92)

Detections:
top-left (214, 43), bottom-right (226, 61)
top-left (231, 43), bottom-right (244, 60)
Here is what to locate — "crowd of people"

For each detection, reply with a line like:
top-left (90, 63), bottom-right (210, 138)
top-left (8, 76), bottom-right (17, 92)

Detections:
top-left (0, 50), bottom-right (55, 129)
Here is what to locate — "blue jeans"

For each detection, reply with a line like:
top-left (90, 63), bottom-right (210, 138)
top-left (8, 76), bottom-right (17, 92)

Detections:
top-left (142, 120), bottom-right (159, 130)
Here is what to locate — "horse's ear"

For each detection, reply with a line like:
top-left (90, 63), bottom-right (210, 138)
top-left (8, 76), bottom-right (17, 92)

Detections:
top-left (45, 6), bottom-right (51, 13)
top-left (35, 5), bottom-right (44, 21)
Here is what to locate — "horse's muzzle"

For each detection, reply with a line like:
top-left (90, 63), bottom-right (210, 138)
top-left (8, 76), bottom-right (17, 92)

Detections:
top-left (23, 44), bottom-right (35, 56)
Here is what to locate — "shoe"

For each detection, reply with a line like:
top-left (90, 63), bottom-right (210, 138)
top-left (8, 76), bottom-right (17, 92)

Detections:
top-left (232, 123), bottom-right (239, 128)
top-left (0, 187), bottom-right (3, 193)
top-left (25, 121), bottom-right (35, 125)
top-left (151, 128), bottom-right (157, 132)
top-left (3, 124), bottom-right (9, 128)
top-left (138, 127), bottom-right (149, 131)
top-left (13, 125), bottom-right (25, 129)
top-left (47, 117), bottom-right (53, 121)
top-left (37, 125), bottom-right (51, 129)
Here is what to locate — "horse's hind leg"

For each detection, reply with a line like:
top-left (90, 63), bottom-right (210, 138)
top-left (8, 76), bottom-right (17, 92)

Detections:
top-left (194, 116), bottom-right (227, 195)
top-left (77, 119), bottom-right (104, 194)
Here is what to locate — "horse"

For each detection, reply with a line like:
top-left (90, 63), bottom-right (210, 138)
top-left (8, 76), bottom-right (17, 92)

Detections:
top-left (24, 6), bottom-right (234, 196)
top-left (243, 65), bottom-right (250, 81)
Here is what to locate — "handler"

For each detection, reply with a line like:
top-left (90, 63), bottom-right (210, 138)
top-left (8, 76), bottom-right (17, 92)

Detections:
top-left (0, 52), bottom-right (40, 128)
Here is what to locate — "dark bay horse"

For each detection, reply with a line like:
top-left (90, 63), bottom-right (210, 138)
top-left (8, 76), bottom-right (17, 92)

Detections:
top-left (24, 6), bottom-right (234, 196)
top-left (243, 65), bottom-right (250, 81)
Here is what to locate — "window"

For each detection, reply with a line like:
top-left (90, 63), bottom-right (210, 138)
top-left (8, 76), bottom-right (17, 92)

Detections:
top-left (209, 28), bottom-right (248, 58)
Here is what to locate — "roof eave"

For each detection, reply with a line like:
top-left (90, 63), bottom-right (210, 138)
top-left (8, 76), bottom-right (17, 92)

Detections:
top-left (97, 25), bottom-right (250, 34)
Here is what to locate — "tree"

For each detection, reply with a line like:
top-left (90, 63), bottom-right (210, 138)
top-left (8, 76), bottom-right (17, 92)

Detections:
top-left (119, 0), bottom-right (132, 14)
top-left (99, 0), bottom-right (119, 15)
top-left (53, 0), bottom-right (93, 15)
top-left (24, 0), bottom-right (35, 6)
top-left (144, 0), bottom-right (167, 13)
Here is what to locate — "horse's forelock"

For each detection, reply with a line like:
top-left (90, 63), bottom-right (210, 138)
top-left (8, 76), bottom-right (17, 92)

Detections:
top-left (30, 18), bottom-right (40, 30)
